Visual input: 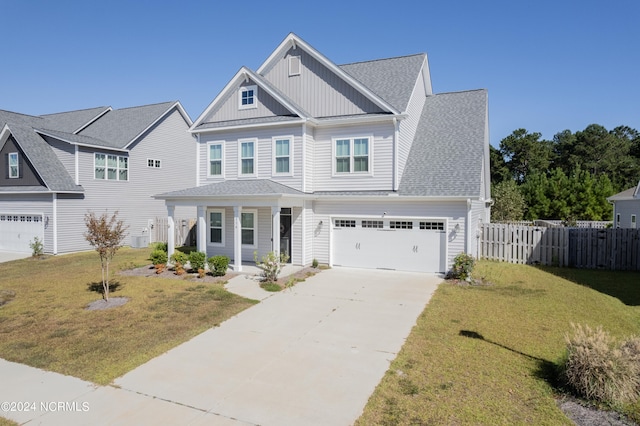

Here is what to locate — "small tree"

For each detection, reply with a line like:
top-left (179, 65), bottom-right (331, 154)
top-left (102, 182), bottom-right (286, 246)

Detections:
top-left (84, 211), bottom-right (128, 301)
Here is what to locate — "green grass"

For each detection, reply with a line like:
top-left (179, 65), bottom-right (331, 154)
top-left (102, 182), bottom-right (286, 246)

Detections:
top-left (0, 248), bottom-right (256, 385)
top-left (357, 261), bottom-right (640, 425)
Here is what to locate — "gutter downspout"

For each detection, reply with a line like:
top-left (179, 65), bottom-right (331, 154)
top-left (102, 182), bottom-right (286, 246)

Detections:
top-left (74, 145), bottom-right (79, 185)
top-left (393, 117), bottom-right (399, 191)
top-left (52, 193), bottom-right (58, 254)
top-left (195, 134), bottom-right (201, 187)
top-left (466, 198), bottom-right (472, 255)
top-left (302, 122), bottom-right (307, 193)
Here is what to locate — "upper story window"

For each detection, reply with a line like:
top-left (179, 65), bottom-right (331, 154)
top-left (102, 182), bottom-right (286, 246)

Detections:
top-left (240, 140), bottom-right (256, 176)
top-left (273, 137), bottom-right (292, 175)
top-left (95, 153), bottom-right (128, 181)
top-left (208, 142), bottom-right (224, 177)
top-left (289, 56), bottom-right (301, 76)
top-left (239, 85), bottom-right (257, 109)
top-left (147, 159), bottom-right (161, 168)
top-left (334, 137), bottom-right (371, 174)
top-left (8, 152), bottom-right (19, 178)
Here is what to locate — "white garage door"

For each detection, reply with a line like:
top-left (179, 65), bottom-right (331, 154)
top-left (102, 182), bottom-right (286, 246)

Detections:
top-left (332, 218), bottom-right (446, 273)
top-left (0, 214), bottom-right (44, 253)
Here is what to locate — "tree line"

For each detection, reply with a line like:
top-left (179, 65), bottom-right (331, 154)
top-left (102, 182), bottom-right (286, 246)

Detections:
top-left (491, 124), bottom-right (640, 222)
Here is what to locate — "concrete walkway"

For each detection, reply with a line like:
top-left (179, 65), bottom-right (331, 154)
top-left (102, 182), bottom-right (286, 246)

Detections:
top-left (0, 268), bottom-right (442, 425)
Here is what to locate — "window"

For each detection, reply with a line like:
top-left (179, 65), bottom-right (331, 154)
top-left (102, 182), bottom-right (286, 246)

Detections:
top-left (390, 221), bottom-right (413, 229)
top-left (289, 56), bottom-right (301, 76)
top-left (273, 137), bottom-right (292, 175)
top-left (8, 152), bottom-right (19, 178)
top-left (147, 159), bottom-right (161, 168)
top-left (241, 211), bottom-right (256, 246)
top-left (94, 153), bottom-right (128, 181)
top-left (209, 210), bottom-right (225, 245)
top-left (632, 215), bottom-right (637, 229)
top-left (334, 137), bottom-right (371, 174)
top-left (362, 220), bottom-right (383, 228)
top-left (616, 214), bottom-right (621, 228)
top-left (239, 85), bottom-right (257, 109)
top-left (420, 221), bottom-right (444, 230)
top-left (208, 142), bottom-right (223, 177)
top-left (240, 140), bottom-right (255, 176)
top-left (335, 219), bottom-right (356, 228)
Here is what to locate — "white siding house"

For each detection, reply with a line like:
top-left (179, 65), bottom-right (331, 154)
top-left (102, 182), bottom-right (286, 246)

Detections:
top-left (0, 102), bottom-right (196, 254)
top-left (608, 181), bottom-right (640, 228)
top-left (156, 33), bottom-right (491, 274)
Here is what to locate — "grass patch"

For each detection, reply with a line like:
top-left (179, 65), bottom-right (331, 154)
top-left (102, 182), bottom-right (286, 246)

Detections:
top-left (0, 248), bottom-right (256, 385)
top-left (260, 282), bottom-right (282, 292)
top-left (357, 261), bottom-right (640, 425)
top-left (0, 417), bottom-right (18, 426)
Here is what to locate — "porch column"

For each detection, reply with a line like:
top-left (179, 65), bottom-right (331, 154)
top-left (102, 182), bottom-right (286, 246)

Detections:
top-left (167, 206), bottom-right (175, 259)
top-left (233, 206), bottom-right (242, 272)
top-left (272, 206), bottom-right (281, 256)
top-left (196, 206), bottom-right (206, 254)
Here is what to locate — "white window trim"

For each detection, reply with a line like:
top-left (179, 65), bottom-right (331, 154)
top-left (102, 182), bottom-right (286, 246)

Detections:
top-left (239, 85), bottom-right (258, 110)
top-left (147, 158), bottom-right (161, 168)
top-left (8, 152), bottom-right (19, 179)
top-left (238, 139), bottom-right (257, 178)
top-left (208, 208), bottom-right (225, 247)
top-left (289, 56), bottom-right (301, 76)
top-left (272, 136), bottom-right (294, 176)
top-left (632, 214), bottom-right (637, 229)
top-left (94, 152), bottom-right (128, 181)
top-left (616, 213), bottom-right (621, 228)
top-left (207, 141), bottom-right (225, 178)
top-left (331, 136), bottom-right (373, 176)
top-left (241, 209), bottom-right (258, 248)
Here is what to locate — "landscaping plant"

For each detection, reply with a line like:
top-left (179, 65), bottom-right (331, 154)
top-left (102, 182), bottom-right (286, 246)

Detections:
top-left (254, 250), bottom-right (289, 282)
top-left (29, 236), bottom-right (44, 257)
top-left (170, 251), bottom-right (188, 275)
top-left (188, 251), bottom-right (207, 273)
top-left (84, 211), bottom-right (128, 301)
top-left (447, 252), bottom-right (476, 281)
top-left (208, 255), bottom-right (230, 277)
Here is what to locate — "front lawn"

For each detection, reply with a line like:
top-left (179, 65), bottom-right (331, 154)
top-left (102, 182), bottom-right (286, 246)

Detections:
top-left (357, 261), bottom-right (640, 425)
top-left (0, 248), bottom-right (256, 385)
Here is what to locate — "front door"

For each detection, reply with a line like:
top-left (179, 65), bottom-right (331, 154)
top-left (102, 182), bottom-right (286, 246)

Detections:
top-left (280, 208), bottom-right (292, 263)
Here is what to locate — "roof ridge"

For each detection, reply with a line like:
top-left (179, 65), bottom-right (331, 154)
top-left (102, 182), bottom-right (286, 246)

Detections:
top-left (40, 106), bottom-right (110, 117)
top-left (433, 88), bottom-right (487, 96)
top-left (339, 53), bottom-right (425, 67)
top-left (0, 109), bottom-right (43, 120)
top-left (112, 100), bottom-right (176, 112)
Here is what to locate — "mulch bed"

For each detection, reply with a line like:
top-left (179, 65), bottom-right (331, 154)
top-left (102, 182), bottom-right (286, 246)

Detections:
top-left (119, 265), bottom-right (238, 283)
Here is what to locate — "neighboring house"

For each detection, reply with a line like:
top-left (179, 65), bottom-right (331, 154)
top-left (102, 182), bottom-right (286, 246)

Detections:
top-left (156, 33), bottom-right (491, 273)
top-left (0, 102), bottom-right (196, 254)
top-left (608, 181), bottom-right (640, 228)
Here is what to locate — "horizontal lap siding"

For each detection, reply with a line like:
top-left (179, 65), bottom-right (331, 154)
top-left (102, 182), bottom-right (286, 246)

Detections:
top-left (0, 194), bottom-right (53, 253)
top-left (312, 199), bottom-right (467, 268)
top-left (614, 200), bottom-right (640, 228)
top-left (312, 123), bottom-right (394, 192)
top-left (208, 207), bottom-right (273, 263)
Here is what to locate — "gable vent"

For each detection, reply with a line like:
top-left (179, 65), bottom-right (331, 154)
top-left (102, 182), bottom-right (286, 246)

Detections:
top-left (289, 56), bottom-right (301, 76)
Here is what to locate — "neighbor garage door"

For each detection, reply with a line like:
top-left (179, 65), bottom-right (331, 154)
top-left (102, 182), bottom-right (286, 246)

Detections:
top-left (332, 218), bottom-right (446, 273)
top-left (0, 214), bottom-right (44, 253)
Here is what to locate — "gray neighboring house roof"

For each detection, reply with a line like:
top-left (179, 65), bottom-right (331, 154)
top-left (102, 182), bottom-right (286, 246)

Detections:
top-left (339, 54), bottom-right (426, 113)
top-left (399, 89), bottom-right (488, 198)
top-left (607, 186), bottom-right (638, 202)
top-left (156, 179), bottom-right (306, 199)
top-left (41, 107), bottom-right (111, 133)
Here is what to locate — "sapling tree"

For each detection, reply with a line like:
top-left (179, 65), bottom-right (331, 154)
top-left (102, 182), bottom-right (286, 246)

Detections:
top-left (84, 211), bottom-right (128, 301)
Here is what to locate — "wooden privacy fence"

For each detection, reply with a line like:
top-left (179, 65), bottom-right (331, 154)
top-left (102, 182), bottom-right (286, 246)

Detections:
top-left (479, 223), bottom-right (640, 270)
top-left (152, 217), bottom-right (197, 247)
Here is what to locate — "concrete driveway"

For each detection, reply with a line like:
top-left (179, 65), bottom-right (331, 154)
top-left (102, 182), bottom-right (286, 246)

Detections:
top-left (115, 267), bottom-right (441, 425)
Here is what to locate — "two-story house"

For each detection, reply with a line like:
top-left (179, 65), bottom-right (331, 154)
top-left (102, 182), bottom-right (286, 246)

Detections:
top-left (608, 180), bottom-right (640, 228)
top-left (0, 102), bottom-right (195, 254)
top-left (157, 33), bottom-right (491, 273)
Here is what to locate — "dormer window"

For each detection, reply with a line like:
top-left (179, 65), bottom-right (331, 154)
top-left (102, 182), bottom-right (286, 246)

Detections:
top-left (239, 85), bottom-right (257, 109)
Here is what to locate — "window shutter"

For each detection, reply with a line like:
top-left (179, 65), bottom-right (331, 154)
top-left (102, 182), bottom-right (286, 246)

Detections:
top-left (4, 154), bottom-right (8, 179)
top-left (18, 154), bottom-right (23, 178)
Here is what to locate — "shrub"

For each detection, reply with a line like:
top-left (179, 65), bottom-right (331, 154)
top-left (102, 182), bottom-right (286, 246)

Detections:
top-left (150, 241), bottom-right (168, 252)
top-left (447, 253), bottom-right (476, 281)
top-left (170, 251), bottom-right (188, 266)
top-left (188, 251), bottom-right (207, 272)
top-left (254, 251), bottom-right (289, 283)
top-left (312, 258), bottom-right (319, 268)
top-left (560, 324), bottom-right (640, 406)
top-left (208, 255), bottom-right (230, 277)
top-left (150, 249), bottom-right (168, 266)
top-left (29, 236), bottom-right (44, 257)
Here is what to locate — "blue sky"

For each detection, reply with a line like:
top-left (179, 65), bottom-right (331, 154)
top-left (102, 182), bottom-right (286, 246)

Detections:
top-left (1, 0), bottom-right (638, 147)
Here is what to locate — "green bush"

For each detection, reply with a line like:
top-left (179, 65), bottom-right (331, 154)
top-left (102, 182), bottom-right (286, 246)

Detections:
top-left (447, 253), bottom-right (476, 281)
top-left (312, 258), bottom-right (319, 268)
top-left (560, 324), bottom-right (640, 406)
top-left (149, 249), bottom-right (168, 266)
top-left (254, 251), bottom-right (289, 282)
top-left (208, 255), bottom-right (230, 277)
top-left (170, 251), bottom-right (188, 266)
top-left (188, 251), bottom-right (207, 272)
top-left (29, 236), bottom-right (44, 257)
top-left (150, 241), bottom-right (168, 252)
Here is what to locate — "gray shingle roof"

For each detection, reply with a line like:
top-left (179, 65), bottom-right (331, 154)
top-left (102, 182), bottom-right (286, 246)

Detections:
top-left (156, 180), bottom-right (305, 199)
top-left (339, 54), bottom-right (426, 113)
top-left (399, 90), bottom-right (488, 197)
top-left (607, 187), bottom-right (637, 201)
top-left (40, 107), bottom-right (110, 133)
top-left (195, 115), bottom-right (302, 130)
top-left (78, 102), bottom-right (176, 149)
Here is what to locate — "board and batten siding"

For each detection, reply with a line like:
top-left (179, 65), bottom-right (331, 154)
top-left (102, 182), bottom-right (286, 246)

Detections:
top-left (312, 122), bottom-right (394, 192)
top-left (203, 80), bottom-right (291, 123)
top-left (43, 136), bottom-right (76, 180)
top-left (0, 194), bottom-right (53, 253)
top-left (311, 199), bottom-right (467, 268)
top-left (198, 126), bottom-right (304, 191)
top-left (262, 47), bottom-right (386, 118)
top-left (397, 68), bottom-right (428, 182)
top-left (54, 108), bottom-right (196, 253)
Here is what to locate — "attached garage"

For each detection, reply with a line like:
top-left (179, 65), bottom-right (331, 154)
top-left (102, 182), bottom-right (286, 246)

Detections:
top-left (0, 213), bottom-right (44, 253)
top-left (331, 217), bottom-right (447, 273)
